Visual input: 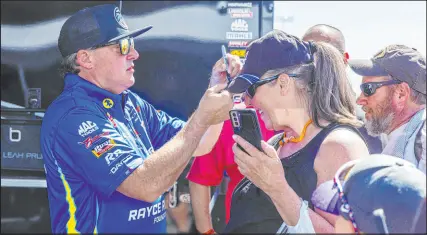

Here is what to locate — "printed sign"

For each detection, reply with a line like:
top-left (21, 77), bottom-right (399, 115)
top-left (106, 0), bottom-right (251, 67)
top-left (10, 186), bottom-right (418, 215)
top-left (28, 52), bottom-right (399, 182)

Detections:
top-left (228, 8), bottom-right (253, 18)
top-left (231, 19), bottom-right (248, 32)
top-left (1, 121), bottom-right (45, 171)
top-left (226, 32), bottom-right (253, 40)
top-left (230, 49), bottom-right (246, 58)
top-left (228, 41), bottom-right (249, 48)
top-left (227, 2), bottom-right (252, 8)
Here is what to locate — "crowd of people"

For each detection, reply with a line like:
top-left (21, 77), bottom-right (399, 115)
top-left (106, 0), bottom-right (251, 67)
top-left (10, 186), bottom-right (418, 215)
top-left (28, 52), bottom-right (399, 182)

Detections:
top-left (40, 3), bottom-right (425, 234)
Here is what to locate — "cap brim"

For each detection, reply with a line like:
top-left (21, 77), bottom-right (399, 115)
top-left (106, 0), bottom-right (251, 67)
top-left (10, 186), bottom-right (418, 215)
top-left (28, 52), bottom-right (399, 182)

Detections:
top-left (109, 25), bottom-right (153, 42)
top-left (348, 59), bottom-right (389, 77)
top-left (226, 74), bottom-right (260, 94)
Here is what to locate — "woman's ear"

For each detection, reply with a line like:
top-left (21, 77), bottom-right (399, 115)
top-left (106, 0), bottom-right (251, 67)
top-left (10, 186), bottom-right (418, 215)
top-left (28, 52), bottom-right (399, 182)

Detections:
top-left (278, 73), bottom-right (290, 96)
top-left (76, 50), bottom-right (94, 69)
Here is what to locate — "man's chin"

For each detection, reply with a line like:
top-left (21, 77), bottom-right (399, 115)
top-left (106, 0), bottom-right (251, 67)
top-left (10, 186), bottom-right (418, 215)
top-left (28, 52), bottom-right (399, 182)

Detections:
top-left (365, 120), bottom-right (383, 137)
top-left (365, 114), bottom-right (394, 137)
top-left (364, 113), bottom-right (371, 121)
top-left (125, 76), bottom-right (136, 88)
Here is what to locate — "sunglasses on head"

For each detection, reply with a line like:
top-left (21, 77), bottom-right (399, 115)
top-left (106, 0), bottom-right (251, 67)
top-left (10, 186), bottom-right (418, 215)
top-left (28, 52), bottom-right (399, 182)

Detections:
top-left (245, 73), bottom-right (299, 99)
top-left (360, 80), bottom-right (402, 97)
top-left (333, 160), bottom-right (390, 234)
top-left (93, 37), bottom-right (135, 55)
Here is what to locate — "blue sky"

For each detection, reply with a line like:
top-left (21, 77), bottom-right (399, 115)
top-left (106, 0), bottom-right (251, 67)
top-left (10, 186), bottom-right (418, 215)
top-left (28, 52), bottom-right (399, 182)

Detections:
top-left (274, 1), bottom-right (426, 92)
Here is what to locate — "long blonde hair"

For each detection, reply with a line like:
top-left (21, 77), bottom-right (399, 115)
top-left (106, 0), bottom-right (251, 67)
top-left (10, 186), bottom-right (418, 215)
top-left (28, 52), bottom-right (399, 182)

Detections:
top-left (266, 42), bottom-right (362, 128)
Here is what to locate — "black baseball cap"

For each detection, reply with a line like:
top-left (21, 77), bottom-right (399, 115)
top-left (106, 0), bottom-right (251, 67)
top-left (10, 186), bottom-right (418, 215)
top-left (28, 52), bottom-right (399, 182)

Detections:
top-left (227, 30), bottom-right (315, 93)
top-left (312, 154), bottom-right (426, 234)
top-left (349, 44), bottom-right (426, 95)
top-left (58, 4), bottom-right (152, 58)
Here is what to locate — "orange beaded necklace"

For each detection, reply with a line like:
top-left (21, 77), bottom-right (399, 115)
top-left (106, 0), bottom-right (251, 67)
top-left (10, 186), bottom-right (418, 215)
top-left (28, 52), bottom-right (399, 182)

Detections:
top-left (279, 119), bottom-right (313, 146)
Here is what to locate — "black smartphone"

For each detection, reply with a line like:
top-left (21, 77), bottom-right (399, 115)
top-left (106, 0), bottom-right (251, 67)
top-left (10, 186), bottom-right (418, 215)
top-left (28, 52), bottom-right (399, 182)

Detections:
top-left (229, 108), bottom-right (264, 153)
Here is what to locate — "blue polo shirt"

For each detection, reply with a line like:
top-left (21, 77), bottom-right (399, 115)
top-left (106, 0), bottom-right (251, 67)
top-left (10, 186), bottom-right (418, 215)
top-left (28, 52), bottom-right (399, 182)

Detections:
top-left (40, 74), bottom-right (185, 233)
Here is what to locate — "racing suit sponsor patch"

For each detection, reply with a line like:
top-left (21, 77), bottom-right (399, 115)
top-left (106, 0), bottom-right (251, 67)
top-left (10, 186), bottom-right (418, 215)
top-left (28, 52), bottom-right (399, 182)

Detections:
top-left (128, 199), bottom-right (166, 224)
top-left (92, 139), bottom-right (116, 158)
top-left (78, 121), bottom-right (99, 137)
top-left (109, 155), bottom-right (133, 174)
top-left (79, 132), bottom-right (110, 149)
top-left (102, 98), bottom-right (114, 109)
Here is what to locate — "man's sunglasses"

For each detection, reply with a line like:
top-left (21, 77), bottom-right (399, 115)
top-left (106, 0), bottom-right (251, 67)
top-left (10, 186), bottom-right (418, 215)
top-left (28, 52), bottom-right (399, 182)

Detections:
top-left (333, 160), bottom-right (390, 234)
top-left (246, 73), bottom-right (298, 99)
top-left (93, 37), bottom-right (135, 55)
top-left (360, 80), bottom-right (402, 97)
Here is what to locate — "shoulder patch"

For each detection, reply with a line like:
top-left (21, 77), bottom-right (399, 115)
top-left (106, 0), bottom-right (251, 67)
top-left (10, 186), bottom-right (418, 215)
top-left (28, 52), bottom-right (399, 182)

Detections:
top-left (92, 139), bottom-right (116, 158)
top-left (103, 98), bottom-right (114, 109)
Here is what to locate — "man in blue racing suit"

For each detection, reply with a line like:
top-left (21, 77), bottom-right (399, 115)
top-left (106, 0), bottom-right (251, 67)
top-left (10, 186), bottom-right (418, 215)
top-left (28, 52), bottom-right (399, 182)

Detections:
top-left (40, 4), bottom-right (240, 233)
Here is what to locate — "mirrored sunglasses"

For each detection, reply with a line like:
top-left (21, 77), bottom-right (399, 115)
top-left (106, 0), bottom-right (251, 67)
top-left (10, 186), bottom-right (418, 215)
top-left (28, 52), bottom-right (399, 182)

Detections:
top-left (93, 37), bottom-right (135, 55)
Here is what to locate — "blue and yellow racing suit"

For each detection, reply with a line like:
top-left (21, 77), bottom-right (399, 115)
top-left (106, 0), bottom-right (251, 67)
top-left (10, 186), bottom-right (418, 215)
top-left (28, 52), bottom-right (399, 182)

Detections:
top-left (40, 74), bottom-right (185, 233)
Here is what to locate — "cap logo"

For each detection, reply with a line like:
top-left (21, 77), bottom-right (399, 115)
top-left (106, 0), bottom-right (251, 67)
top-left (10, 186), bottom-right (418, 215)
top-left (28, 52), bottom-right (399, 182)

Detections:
top-left (114, 7), bottom-right (128, 30)
top-left (103, 98), bottom-right (114, 109)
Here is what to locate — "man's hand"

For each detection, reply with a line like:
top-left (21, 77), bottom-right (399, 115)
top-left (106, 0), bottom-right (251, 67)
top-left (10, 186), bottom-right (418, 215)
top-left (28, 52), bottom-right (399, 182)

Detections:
top-left (195, 83), bottom-right (233, 127)
top-left (210, 54), bottom-right (242, 87)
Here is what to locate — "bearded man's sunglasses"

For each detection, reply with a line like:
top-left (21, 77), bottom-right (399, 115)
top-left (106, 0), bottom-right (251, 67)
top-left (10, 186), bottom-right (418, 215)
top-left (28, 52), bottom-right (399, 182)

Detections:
top-left (360, 80), bottom-right (402, 97)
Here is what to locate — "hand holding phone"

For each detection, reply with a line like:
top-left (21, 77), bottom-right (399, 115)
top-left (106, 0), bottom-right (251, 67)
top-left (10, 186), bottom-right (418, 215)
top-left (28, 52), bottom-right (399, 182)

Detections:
top-left (230, 108), bottom-right (264, 153)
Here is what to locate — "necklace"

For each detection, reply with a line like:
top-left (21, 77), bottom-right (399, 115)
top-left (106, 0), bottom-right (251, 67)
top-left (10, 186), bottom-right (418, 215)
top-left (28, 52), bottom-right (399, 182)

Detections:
top-left (279, 119), bottom-right (313, 146)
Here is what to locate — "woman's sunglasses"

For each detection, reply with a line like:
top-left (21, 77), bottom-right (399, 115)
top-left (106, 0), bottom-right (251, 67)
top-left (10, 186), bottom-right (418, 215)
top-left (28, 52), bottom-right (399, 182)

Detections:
top-left (245, 73), bottom-right (298, 99)
top-left (360, 80), bottom-right (402, 97)
top-left (93, 37), bottom-right (135, 55)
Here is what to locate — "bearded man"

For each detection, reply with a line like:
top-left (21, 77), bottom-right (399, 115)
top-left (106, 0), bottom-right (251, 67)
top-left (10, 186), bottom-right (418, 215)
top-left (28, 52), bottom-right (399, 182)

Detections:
top-left (350, 44), bottom-right (426, 173)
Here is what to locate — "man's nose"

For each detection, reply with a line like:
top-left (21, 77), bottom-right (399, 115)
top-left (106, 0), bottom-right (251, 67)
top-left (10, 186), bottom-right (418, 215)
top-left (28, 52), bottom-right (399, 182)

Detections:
top-left (126, 47), bottom-right (139, 60)
top-left (356, 93), bottom-right (367, 106)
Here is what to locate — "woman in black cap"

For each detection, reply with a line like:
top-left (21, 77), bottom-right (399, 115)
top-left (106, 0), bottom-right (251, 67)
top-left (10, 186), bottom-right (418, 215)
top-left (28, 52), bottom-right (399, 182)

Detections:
top-left (223, 29), bottom-right (370, 233)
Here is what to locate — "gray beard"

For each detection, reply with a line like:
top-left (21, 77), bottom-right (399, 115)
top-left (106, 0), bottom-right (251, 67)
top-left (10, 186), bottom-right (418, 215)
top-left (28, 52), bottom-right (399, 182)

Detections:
top-left (365, 111), bottom-right (395, 137)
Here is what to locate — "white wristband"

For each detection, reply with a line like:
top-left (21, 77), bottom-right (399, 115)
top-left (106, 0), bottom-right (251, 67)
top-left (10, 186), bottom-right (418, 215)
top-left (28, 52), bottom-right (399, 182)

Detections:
top-left (276, 199), bottom-right (315, 234)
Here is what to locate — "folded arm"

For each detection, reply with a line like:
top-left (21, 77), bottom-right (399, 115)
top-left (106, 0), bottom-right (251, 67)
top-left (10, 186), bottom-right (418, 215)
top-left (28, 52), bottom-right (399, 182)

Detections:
top-left (268, 129), bottom-right (369, 233)
top-left (117, 112), bottom-right (209, 202)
